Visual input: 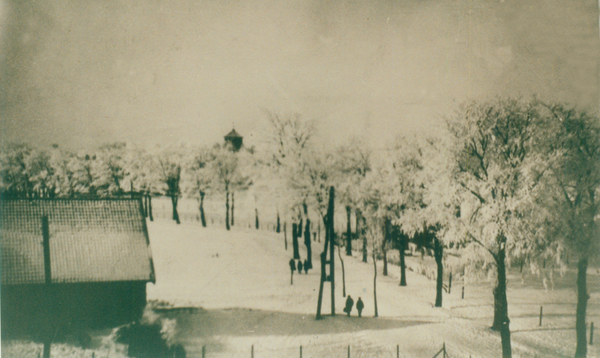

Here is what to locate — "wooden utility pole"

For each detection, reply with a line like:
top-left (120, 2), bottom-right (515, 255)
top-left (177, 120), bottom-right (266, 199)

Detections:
top-left (316, 186), bottom-right (336, 318)
top-left (328, 187), bottom-right (336, 315)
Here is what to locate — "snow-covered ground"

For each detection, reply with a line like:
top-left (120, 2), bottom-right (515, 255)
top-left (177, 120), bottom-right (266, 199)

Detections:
top-left (146, 218), bottom-right (600, 358)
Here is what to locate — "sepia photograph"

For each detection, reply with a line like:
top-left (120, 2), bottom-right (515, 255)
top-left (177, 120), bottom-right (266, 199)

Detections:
top-left (1, 0), bottom-right (599, 357)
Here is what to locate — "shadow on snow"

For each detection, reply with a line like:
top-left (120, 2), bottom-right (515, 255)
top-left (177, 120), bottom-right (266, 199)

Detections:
top-left (155, 307), bottom-right (434, 338)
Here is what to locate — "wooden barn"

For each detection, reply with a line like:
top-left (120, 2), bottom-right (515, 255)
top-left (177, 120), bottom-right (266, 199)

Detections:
top-left (1, 199), bottom-right (156, 338)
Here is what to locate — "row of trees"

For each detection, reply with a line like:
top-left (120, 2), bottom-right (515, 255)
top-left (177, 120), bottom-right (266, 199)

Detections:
top-left (259, 100), bottom-right (599, 358)
top-left (0, 141), bottom-right (251, 228)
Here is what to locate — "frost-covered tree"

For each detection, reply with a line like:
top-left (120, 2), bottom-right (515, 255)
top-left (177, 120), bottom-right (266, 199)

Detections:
top-left (153, 145), bottom-right (186, 224)
top-left (123, 146), bottom-right (157, 219)
top-left (334, 138), bottom-right (372, 257)
top-left (447, 98), bottom-right (550, 358)
top-left (67, 152), bottom-right (99, 196)
top-left (539, 104), bottom-right (600, 358)
top-left (93, 142), bottom-right (128, 196)
top-left (262, 111), bottom-right (324, 266)
top-left (394, 134), bottom-right (460, 305)
top-left (291, 149), bottom-right (338, 268)
top-left (358, 173), bottom-right (397, 316)
top-left (210, 144), bottom-right (250, 230)
top-left (184, 145), bottom-right (214, 227)
top-left (1, 143), bottom-right (34, 197)
top-left (358, 149), bottom-right (413, 280)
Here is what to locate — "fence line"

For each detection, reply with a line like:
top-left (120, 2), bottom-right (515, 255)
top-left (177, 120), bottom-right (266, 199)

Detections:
top-left (195, 343), bottom-right (449, 358)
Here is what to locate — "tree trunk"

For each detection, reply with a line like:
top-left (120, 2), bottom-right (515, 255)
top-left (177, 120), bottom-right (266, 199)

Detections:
top-left (225, 190), bottom-right (230, 231)
top-left (382, 248), bottom-right (388, 276)
top-left (142, 194), bottom-right (148, 217)
top-left (575, 257), bottom-right (589, 358)
top-left (399, 241), bottom-right (407, 286)
top-left (284, 222), bottom-right (288, 250)
top-left (199, 191), bottom-right (207, 227)
top-left (255, 208), bottom-right (259, 229)
top-left (292, 223), bottom-right (300, 259)
top-left (276, 211), bottom-right (281, 233)
top-left (43, 340), bottom-right (51, 358)
top-left (171, 195), bottom-right (180, 224)
top-left (345, 206), bottom-right (352, 256)
top-left (338, 242), bottom-right (346, 297)
top-left (373, 250), bottom-right (378, 318)
top-left (434, 238), bottom-right (444, 307)
top-left (328, 187), bottom-right (336, 316)
top-left (304, 219), bottom-right (312, 268)
top-left (355, 208), bottom-right (359, 239)
top-left (356, 209), bottom-right (367, 263)
top-left (231, 191), bottom-right (235, 226)
top-left (317, 220), bottom-right (320, 242)
top-left (382, 219), bottom-right (390, 276)
top-left (147, 194), bottom-right (153, 221)
top-left (492, 240), bottom-right (512, 358)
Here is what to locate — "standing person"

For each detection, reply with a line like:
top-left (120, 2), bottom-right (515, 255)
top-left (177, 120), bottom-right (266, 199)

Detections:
top-left (297, 260), bottom-right (303, 274)
top-left (303, 259), bottom-right (309, 274)
top-left (343, 295), bottom-right (354, 316)
top-left (289, 258), bottom-right (296, 285)
top-left (356, 297), bottom-right (364, 317)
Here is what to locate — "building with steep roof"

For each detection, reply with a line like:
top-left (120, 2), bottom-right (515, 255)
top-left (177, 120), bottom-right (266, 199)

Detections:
top-left (224, 128), bottom-right (243, 152)
top-left (1, 199), bottom-right (155, 336)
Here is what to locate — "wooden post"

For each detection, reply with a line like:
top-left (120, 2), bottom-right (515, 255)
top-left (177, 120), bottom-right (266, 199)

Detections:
top-left (300, 345), bottom-right (302, 358)
top-left (251, 344), bottom-right (254, 358)
top-left (202, 345), bottom-right (206, 358)
top-left (448, 272), bottom-right (452, 294)
top-left (316, 252), bottom-right (326, 319)
top-left (42, 216), bottom-right (52, 358)
top-left (42, 216), bottom-right (51, 284)
top-left (591, 322), bottom-right (594, 345)
top-left (462, 286), bottom-right (465, 299)
top-left (539, 306), bottom-right (543, 326)
top-left (397, 344), bottom-right (399, 358)
top-left (347, 345), bottom-right (350, 358)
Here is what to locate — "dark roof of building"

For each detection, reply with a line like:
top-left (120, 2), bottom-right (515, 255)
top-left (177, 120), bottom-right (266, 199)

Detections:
top-left (1, 199), bottom-right (155, 285)
top-left (224, 128), bottom-right (242, 139)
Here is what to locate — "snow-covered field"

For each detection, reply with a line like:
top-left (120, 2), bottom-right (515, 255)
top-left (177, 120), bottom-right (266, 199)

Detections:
top-left (146, 218), bottom-right (600, 358)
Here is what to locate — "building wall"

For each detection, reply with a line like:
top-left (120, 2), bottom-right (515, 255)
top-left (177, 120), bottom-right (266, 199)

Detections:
top-left (1, 281), bottom-right (147, 339)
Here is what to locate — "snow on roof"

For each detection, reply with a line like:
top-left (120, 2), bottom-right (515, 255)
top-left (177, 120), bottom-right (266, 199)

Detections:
top-left (1, 199), bottom-right (155, 285)
top-left (224, 128), bottom-right (242, 138)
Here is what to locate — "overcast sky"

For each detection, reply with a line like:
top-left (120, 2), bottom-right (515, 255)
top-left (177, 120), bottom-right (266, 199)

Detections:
top-left (1, 0), bottom-right (598, 151)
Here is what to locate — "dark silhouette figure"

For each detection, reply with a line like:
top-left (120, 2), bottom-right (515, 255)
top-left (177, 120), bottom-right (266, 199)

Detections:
top-left (356, 297), bottom-right (364, 317)
top-left (303, 259), bottom-right (309, 274)
top-left (297, 260), bottom-right (303, 274)
top-left (289, 258), bottom-right (296, 285)
top-left (343, 295), bottom-right (354, 316)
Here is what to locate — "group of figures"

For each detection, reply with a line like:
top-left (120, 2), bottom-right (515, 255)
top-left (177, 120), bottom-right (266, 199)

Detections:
top-left (343, 295), bottom-right (365, 317)
top-left (288, 257), bottom-right (366, 317)
top-left (289, 258), bottom-right (310, 275)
